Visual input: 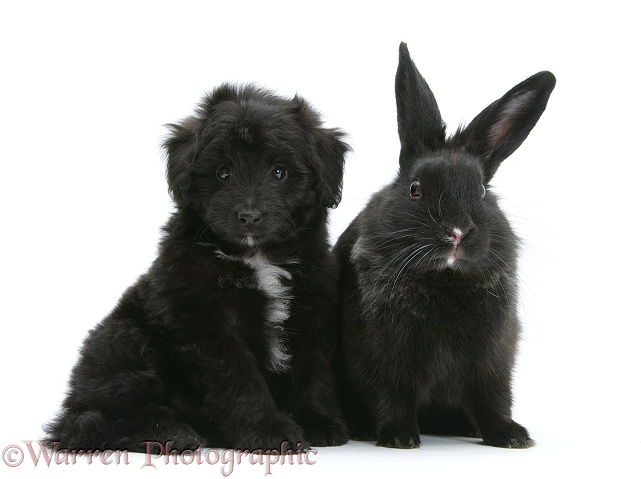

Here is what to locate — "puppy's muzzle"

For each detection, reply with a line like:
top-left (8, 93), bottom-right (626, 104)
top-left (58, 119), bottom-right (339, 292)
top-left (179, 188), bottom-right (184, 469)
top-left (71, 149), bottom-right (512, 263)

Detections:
top-left (238, 209), bottom-right (262, 228)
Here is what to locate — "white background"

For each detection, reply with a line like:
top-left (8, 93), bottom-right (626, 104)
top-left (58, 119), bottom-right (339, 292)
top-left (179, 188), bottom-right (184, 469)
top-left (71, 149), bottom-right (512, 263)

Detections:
top-left (1, 1), bottom-right (639, 478)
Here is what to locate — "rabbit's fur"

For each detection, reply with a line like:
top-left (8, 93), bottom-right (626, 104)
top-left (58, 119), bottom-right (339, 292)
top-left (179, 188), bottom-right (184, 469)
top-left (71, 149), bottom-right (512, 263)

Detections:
top-left (335, 43), bottom-right (555, 449)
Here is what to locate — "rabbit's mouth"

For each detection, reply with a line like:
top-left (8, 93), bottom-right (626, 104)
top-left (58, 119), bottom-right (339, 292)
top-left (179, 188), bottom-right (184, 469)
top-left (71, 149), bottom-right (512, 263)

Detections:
top-left (445, 227), bottom-right (465, 267)
top-left (446, 246), bottom-right (464, 267)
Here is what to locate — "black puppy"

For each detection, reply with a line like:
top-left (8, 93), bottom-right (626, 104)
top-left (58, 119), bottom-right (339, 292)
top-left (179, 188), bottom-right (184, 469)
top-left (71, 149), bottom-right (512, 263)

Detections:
top-left (45, 84), bottom-right (350, 452)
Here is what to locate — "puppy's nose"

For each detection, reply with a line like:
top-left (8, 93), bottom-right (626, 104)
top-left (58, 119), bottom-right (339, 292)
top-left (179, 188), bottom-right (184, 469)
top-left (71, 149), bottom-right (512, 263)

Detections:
top-left (238, 209), bottom-right (262, 227)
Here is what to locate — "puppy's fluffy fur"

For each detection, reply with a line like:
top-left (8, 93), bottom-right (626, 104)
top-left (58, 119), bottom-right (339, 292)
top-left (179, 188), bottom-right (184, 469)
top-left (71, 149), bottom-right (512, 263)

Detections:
top-left (45, 84), bottom-right (350, 452)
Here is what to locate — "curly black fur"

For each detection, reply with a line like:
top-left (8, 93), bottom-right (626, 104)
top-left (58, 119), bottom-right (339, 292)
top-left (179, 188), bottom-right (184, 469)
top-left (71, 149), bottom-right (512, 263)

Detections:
top-left (335, 43), bottom-right (555, 449)
top-left (45, 84), bottom-right (350, 453)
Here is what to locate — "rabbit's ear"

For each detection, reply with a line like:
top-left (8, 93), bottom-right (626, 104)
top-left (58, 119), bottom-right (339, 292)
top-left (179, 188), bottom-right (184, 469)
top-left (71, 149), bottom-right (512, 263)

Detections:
top-left (455, 71), bottom-right (556, 181)
top-left (395, 42), bottom-right (446, 171)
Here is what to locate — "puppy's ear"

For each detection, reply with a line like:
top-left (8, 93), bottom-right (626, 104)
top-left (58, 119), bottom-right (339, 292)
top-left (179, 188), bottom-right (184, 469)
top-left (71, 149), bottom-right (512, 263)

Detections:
top-left (164, 117), bottom-right (200, 207)
top-left (311, 127), bottom-right (350, 209)
top-left (297, 98), bottom-right (350, 209)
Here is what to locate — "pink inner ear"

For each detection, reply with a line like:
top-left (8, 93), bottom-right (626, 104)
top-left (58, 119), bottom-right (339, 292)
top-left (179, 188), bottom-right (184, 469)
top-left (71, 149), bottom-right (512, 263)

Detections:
top-left (488, 91), bottom-right (535, 147)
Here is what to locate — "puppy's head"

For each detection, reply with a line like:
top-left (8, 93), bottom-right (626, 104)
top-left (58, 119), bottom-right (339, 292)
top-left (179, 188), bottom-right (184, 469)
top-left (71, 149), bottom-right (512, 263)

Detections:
top-left (164, 84), bottom-right (349, 248)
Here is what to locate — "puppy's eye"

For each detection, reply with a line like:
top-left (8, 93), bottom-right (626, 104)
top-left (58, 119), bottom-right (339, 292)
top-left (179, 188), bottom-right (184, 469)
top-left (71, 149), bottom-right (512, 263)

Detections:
top-left (272, 166), bottom-right (288, 181)
top-left (217, 167), bottom-right (231, 180)
top-left (481, 184), bottom-right (486, 199)
top-left (409, 180), bottom-right (422, 198)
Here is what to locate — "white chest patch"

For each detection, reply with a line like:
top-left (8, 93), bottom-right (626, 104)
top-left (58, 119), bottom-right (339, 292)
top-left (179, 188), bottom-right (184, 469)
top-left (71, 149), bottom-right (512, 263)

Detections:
top-left (216, 250), bottom-right (293, 372)
top-left (243, 253), bottom-right (293, 372)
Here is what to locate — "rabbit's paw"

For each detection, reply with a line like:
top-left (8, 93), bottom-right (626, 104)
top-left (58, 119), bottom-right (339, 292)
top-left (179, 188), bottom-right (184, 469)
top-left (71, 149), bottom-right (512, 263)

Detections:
top-left (481, 420), bottom-right (534, 449)
top-left (376, 422), bottom-right (420, 449)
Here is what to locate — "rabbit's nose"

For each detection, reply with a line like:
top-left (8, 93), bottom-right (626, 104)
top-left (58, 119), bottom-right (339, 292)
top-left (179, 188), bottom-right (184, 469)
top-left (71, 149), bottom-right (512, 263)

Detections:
top-left (450, 222), bottom-right (476, 245)
top-left (451, 227), bottom-right (464, 245)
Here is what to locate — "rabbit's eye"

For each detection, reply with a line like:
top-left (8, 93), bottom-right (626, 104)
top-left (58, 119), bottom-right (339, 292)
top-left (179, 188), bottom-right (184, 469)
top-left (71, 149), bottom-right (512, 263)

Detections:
top-left (409, 180), bottom-right (422, 198)
top-left (481, 184), bottom-right (486, 198)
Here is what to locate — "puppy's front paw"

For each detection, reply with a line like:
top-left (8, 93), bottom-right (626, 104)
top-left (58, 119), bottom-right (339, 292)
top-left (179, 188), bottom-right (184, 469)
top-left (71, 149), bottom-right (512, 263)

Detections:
top-left (132, 422), bottom-right (207, 454)
top-left (481, 420), bottom-right (535, 449)
top-left (235, 416), bottom-right (307, 452)
top-left (143, 432), bottom-right (205, 454)
top-left (165, 429), bottom-right (207, 452)
top-left (304, 419), bottom-right (349, 447)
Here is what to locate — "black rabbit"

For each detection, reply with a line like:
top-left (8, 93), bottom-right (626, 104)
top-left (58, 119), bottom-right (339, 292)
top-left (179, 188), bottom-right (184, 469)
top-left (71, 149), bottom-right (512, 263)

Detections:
top-left (335, 43), bottom-right (555, 449)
